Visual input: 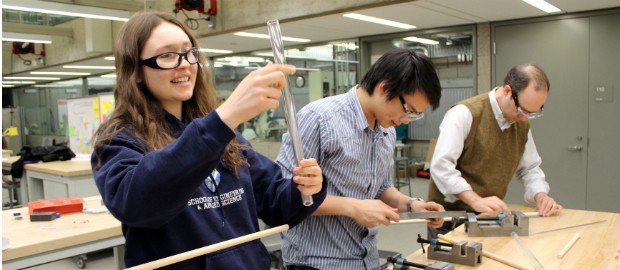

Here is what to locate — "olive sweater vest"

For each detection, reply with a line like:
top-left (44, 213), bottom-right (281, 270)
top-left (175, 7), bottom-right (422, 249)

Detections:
top-left (427, 93), bottom-right (530, 212)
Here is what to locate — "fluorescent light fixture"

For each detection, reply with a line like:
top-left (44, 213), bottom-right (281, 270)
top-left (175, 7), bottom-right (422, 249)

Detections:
top-left (404, 37), bottom-right (439, 45)
top-left (101, 74), bottom-right (117, 78)
top-left (2, 81), bottom-right (35, 84)
top-left (1, 0), bottom-right (131, 21)
top-left (63, 65), bottom-right (115, 70)
top-left (4, 76), bottom-right (61, 80)
top-left (343, 13), bottom-right (416, 29)
top-left (234, 32), bottom-right (311, 43)
top-left (2, 85), bottom-right (15, 88)
top-left (31, 71), bottom-right (91, 76)
top-left (2, 32), bottom-right (52, 44)
top-left (34, 84), bottom-right (69, 87)
top-left (245, 66), bottom-right (320, 71)
top-left (220, 56), bottom-right (265, 63)
top-left (104, 56), bottom-right (115, 61)
top-left (522, 0), bottom-right (561, 13)
top-left (200, 48), bottom-right (233, 54)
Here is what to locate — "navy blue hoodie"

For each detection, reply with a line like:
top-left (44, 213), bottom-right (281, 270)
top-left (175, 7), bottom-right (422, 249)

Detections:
top-left (92, 111), bottom-right (327, 269)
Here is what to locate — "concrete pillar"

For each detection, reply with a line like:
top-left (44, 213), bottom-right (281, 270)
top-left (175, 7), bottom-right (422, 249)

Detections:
top-left (476, 23), bottom-right (491, 94)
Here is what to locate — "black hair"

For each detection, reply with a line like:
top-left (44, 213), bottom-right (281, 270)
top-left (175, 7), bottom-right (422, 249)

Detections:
top-left (359, 48), bottom-right (442, 109)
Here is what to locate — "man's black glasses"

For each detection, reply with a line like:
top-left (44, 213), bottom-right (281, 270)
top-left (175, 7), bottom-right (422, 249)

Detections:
top-left (511, 90), bottom-right (544, 119)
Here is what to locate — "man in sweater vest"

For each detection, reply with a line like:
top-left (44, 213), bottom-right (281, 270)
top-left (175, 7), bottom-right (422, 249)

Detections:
top-left (428, 64), bottom-right (562, 235)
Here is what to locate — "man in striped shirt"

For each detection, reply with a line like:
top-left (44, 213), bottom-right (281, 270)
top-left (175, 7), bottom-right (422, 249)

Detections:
top-left (277, 48), bottom-right (445, 270)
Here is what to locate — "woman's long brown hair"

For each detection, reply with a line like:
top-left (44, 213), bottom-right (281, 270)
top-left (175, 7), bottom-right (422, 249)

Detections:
top-left (94, 12), bottom-right (247, 175)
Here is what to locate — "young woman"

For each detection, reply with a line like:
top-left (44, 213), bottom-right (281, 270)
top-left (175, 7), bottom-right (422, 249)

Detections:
top-left (92, 11), bottom-right (326, 269)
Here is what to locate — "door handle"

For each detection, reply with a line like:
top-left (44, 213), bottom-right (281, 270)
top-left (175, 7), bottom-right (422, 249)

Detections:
top-left (567, 145), bottom-right (583, 151)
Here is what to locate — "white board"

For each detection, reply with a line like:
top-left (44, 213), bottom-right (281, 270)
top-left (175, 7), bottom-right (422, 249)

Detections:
top-left (66, 96), bottom-right (101, 154)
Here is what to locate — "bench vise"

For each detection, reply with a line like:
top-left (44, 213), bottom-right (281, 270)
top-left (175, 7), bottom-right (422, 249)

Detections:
top-left (387, 256), bottom-right (454, 270)
top-left (417, 234), bottom-right (482, 267)
top-left (465, 211), bottom-right (529, 237)
top-left (427, 239), bottom-right (482, 266)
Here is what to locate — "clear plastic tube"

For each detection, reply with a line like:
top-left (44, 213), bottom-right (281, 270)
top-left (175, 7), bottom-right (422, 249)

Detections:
top-left (511, 232), bottom-right (545, 270)
top-left (266, 19), bottom-right (313, 206)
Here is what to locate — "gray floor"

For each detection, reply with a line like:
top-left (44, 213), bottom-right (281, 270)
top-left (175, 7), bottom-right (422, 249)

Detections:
top-left (17, 177), bottom-right (432, 269)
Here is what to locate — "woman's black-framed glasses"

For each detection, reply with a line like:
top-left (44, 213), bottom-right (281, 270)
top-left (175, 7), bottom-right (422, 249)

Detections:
top-left (511, 90), bottom-right (544, 119)
top-left (398, 96), bottom-right (424, 122)
top-left (140, 47), bottom-right (199, 70)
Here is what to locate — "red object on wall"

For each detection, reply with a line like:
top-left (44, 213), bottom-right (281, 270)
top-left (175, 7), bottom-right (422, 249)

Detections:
top-left (174, 0), bottom-right (217, 16)
top-left (28, 197), bottom-right (84, 214)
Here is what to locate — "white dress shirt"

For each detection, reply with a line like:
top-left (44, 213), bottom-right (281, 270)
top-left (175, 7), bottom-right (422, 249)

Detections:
top-left (430, 89), bottom-right (550, 204)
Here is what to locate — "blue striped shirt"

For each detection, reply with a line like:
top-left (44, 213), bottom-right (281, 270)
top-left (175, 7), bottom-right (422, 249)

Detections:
top-left (277, 86), bottom-right (396, 270)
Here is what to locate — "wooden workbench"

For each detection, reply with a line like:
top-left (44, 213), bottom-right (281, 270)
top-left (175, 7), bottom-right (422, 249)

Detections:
top-left (24, 159), bottom-right (92, 177)
top-left (405, 206), bottom-right (620, 269)
top-left (3, 149), bottom-right (13, 157)
top-left (24, 160), bottom-right (97, 202)
top-left (2, 156), bottom-right (19, 168)
top-left (2, 196), bottom-right (125, 270)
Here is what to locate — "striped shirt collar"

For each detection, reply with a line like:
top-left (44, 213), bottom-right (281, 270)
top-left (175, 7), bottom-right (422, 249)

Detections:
top-left (347, 86), bottom-right (389, 134)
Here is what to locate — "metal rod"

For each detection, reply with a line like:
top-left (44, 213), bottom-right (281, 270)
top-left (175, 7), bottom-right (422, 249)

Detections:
top-left (266, 19), bottom-right (313, 206)
top-left (530, 220), bottom-right (606, 235)
top-left (390, 217), bottom-right (455, 225)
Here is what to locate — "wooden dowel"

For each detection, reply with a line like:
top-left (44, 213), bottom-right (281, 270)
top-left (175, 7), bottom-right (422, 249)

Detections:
top-left (522, 212), bottom-right (541, 217)
top-left (557, 232), bottom-right (581, 259)
top-left (390, 219), bottom-right (429, 225)
top-left (126, 224), bottom-right (290, 270)
top-left (438, 234), bottom-right (531, 270)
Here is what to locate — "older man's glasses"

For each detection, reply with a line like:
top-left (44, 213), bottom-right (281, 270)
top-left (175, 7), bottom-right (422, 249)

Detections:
top-left (140, 47), bottom-right (199, 70)
top-left (399, 96), bottom-right (424, 122)
top-left (511, 90), bottom-right (544, 119)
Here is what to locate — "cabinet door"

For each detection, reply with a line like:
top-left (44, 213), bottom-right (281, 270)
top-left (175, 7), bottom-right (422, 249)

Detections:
top-left (493, 17), bottom-right (590, 209)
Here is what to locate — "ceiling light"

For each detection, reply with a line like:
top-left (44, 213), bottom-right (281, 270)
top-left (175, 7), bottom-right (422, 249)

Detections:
top-left (31, 71), bottom-right (91, 76)
top-left (234, 32), bottom-right (311, 43)
top-left (104, 56), bottom-right (115, 61)
top-left (404, 37), bottom-right (439, 45)
top-left (2, 0), bottom-right (131, 21)
top-left (522, 0), bottom-right (561, 13)
top-left (2, 81), bottom-right (35, 84)
top-left (2, 85), bottom-right (15, 88)
top-left (57, 80), bottom-right (81, 85)
top-left (63, 65), bottom-right (115, 70)
top-left (4, 77), bottom-right (61, 80)
top-left (200, 48), bottom-right (233, 54)
top-left (101, 74), bottom-right (116, 78)
top-left (34, 84), bottom-right (69, 88)
top-left (343, 13), bottom-right (416, 29)
top-left (2, 32), bottom-right (52, 44)
top-left (244, 66), bottom-right (321, 71)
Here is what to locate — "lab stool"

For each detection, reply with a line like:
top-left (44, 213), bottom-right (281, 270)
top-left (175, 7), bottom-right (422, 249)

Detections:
top-left (393, 156), bottom-right (412, 196)
top-left (2, 169), bottom-right (21, 209)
